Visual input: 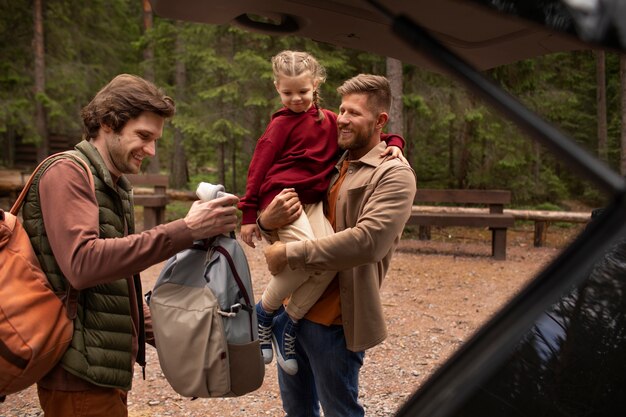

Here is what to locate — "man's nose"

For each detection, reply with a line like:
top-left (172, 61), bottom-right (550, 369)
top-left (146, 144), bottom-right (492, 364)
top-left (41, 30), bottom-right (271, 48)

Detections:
top-left (144, 141), bottom-right (156, 157)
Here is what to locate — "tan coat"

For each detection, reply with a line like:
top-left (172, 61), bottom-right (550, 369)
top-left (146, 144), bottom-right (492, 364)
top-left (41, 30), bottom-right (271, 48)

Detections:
top-left (286, 141), bottom-right (417, 351)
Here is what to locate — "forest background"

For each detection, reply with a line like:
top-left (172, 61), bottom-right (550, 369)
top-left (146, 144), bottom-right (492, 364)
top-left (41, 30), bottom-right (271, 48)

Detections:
top-left (2, 0), bottom-right (625, 209)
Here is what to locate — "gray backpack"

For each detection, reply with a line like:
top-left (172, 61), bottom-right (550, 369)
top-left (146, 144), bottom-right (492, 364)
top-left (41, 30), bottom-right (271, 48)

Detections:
top-left (148, 233), bottom-right (264, 398)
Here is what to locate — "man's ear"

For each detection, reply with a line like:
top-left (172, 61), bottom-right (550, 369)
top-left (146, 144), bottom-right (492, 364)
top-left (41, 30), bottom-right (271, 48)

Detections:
top-left (101, 123), bottom-right (113, 134)
top-left (376, 112), bottom-right (389, 130)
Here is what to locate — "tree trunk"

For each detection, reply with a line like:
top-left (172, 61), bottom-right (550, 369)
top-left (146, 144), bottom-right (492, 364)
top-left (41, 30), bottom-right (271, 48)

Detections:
top-left (386, 57), bottom-right (404, 136)
top-left (447, 92), bottom-right (456, 188)
top-left (447, 114), bottom-right (456, 188)
top-left (231, 144), bottom-right (237, 193)
top-left (456, 120), bottom-right (470, 188)
top-left (170, 24), bottom-right (188, 189)
top-left (142, 0), bottom-right (161, 174)
top-left (33, 0), bottom-right (48, 162)
top-left (171, 128), bottom-right (188, 188)
top-left (218, 142), bottom-right (226, 186)
top-left (243, 110), bottom-right (258, 161)
top-left (456, 96), bottom-right (477, 189)
top-left (533, 141), bottom-right (542, 185)
top-left (142, 0), bottom-right (155, 82)
top-left (619, 55), bottom-right (626, 176)
top-left (596, 50), bottom-right (608, 161)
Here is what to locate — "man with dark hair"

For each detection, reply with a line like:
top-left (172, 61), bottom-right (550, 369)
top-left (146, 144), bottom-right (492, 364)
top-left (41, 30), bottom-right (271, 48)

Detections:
top-left (80, 73), bottom-right (176, 144)
top-left (23, 74), bottom-right (239, 417)
top-left (259, 73), bottom-right (416, 417)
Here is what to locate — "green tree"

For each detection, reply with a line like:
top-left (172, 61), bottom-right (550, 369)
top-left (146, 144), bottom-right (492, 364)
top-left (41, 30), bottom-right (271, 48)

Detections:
top-left (33, 0), bottom-right (47, 162)
top-left (0, 0), bottom-right (38, 166)
top-left (1, 1), bottom-right (623, 207)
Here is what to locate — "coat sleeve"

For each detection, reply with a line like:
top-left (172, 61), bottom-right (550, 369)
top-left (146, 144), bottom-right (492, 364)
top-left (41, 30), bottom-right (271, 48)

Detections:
top-left (286, 162), bottom-right (416, 272)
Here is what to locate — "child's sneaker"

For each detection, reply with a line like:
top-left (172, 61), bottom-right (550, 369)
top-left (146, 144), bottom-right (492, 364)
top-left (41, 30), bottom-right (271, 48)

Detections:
top-left (272, 312), bottom-right (298, 375)
top-left (256, 302), bottom-right (274, 364)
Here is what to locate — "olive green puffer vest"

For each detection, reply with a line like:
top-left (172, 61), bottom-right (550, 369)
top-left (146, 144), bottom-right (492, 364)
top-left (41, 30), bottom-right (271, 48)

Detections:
top-left (23, 140), bottom-right (145, 391)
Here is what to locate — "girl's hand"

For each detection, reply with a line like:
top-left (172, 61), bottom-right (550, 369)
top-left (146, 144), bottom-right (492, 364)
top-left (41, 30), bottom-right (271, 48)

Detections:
top-left (258, 188), bottom-right (302, 230)
top-left (240, 223), bottom-right (261, 248)
top-left (381, 145), bottom-right (409, 165)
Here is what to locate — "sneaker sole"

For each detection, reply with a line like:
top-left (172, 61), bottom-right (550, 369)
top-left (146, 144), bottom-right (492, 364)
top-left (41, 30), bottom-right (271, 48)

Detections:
top-left (261, 347), bottom-right (273, 364)
top-left (272, 335), bottom-right (298, 375)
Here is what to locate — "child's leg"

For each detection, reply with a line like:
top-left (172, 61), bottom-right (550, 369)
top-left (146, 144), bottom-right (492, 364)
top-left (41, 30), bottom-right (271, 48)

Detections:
top-left (260, 208), bottom-right (317, 313)
top-left (284, 202), bottom-right (336, 319)
top-left (261, 202), bottom-right (335, 375)
top-left (258, 207), bottom-right (318, 371)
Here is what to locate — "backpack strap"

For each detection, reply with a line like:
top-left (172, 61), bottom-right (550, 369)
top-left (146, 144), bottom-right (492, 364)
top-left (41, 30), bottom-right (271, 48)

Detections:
top-left (10, 151), bottom-right (94, 215)
top-left (212, 242), bottom-right (255, 338)
top-left (9, 151), bottom-right (94, 320)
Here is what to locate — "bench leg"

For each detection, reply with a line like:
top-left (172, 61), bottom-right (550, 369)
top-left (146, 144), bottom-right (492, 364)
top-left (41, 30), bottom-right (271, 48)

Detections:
top-left (142, 207), bottom-right (166, 231)
top-left (418, 225), bottom-right (431, 240)
top-left (143, 208), bottom-right (157, 231)
top-left (534, 221), bottom-right (548, 247)
top-left (156, 206), bottom-right (166, 226)
top-left (491, 228), bottom-right (507, 260)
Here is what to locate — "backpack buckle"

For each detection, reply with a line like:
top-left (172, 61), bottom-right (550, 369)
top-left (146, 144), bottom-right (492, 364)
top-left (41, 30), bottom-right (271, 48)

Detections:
top-left (218, 303), bottom-right (242, 317)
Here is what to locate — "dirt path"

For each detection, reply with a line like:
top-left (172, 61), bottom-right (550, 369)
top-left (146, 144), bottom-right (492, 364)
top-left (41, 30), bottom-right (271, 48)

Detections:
top-left (1, 225), bottom-right (580, 417)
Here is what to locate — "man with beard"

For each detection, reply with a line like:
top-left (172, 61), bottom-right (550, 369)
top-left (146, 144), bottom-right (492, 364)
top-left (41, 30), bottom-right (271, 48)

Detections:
top-left (23, 74), bottom-right (239, 417)
top-left (258, 74), bottom-right (417, 417)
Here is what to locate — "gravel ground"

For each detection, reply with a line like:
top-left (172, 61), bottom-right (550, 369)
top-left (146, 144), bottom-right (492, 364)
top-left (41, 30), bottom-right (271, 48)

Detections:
top-left (0, 224), bottom-right (582, 417)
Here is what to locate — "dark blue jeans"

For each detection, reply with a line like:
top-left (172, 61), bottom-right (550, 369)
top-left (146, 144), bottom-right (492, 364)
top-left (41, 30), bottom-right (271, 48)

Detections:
top-left (277, 318), bottom-right (365, 417)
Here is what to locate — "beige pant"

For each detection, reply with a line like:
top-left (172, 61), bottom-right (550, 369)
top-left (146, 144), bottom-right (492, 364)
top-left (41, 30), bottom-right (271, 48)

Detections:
top-left (261, 201), bottom-right (335, 319)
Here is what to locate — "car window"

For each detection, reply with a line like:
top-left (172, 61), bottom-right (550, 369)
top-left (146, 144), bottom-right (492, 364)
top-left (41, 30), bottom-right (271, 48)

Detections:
top-left (394, 199), bottom-right (626, 417)
top-left (458, 239), bottom-right (626, 416)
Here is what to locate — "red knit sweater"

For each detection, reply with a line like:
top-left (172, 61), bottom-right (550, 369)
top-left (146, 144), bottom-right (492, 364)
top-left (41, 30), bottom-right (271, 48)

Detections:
top-left (238, 106), bottom-right (405, 224)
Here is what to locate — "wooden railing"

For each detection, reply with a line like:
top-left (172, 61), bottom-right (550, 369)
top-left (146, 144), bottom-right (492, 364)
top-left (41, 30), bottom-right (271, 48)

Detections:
top-left (125, 174), bottom-right (170, 230)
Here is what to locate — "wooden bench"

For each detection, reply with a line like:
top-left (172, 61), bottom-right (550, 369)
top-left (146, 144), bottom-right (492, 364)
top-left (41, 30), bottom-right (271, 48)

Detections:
top-left (125, 174), bottom-right (170, 230)
top-left (411, 206), bottom-right (590, 247)
top-left (406, 189), bottom-right (515, 260)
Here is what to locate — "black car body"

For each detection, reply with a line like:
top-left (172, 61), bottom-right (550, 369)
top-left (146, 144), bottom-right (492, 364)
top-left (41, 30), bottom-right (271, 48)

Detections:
top-left (151, 1), bottom-right (626, 415)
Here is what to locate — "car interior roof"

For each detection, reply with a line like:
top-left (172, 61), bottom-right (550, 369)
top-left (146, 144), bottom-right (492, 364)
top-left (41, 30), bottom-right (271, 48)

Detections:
top-left (149, 0), bottom-right (588, 71)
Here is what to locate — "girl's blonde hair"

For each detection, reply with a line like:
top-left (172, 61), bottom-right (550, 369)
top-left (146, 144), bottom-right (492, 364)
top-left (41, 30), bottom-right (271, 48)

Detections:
top-left (271, 50), bottom-right (326, 121)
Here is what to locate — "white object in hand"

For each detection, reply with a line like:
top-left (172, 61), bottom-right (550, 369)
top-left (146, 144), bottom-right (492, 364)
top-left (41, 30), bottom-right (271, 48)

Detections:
top-left (196, 182), bottom-right (227, 201)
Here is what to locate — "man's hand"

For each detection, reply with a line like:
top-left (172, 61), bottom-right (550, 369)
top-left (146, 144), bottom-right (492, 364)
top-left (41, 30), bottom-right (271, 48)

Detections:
top-left (183, 194), bottom-right (240, 240)
top-left (264, 242), bottom-right (288, 275)
top-left (258, 188), bottom-right (302, 231)
top-left (240, 223), bottom-right (261, 248)
top-left (381, 145), bottom-right (408, 165)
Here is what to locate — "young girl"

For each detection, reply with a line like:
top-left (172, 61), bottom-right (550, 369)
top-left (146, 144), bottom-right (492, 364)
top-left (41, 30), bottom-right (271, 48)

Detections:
top-left (238, 50), bottom-right (405, 375)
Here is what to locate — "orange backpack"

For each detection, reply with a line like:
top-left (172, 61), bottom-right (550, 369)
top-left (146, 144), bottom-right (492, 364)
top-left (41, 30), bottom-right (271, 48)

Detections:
top-left (0, 153), bottom-right (92, 400)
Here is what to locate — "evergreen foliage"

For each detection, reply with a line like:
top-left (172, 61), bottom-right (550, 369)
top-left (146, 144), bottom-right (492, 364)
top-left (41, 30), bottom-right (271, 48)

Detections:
top-left (0, 1), bottom-right (622, 207)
